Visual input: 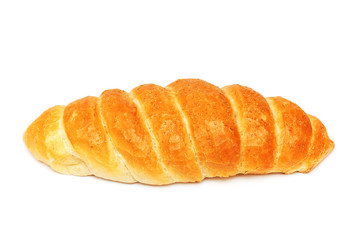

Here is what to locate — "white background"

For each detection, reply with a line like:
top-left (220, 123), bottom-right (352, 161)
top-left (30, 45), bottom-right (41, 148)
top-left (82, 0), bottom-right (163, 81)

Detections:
top-left (0, 1), bottom-right (360, 239)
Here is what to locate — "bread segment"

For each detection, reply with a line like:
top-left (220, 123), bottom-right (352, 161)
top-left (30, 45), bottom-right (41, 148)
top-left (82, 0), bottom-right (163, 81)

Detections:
top-left (167, 79), bottom-right (241, 177)
top-left (222, 85), bottom-right (277, 174)
top-left (63, 96), bottom-right (134, 182)
top-left (100, 89), bottom-right (173, 185)
top-left (300, 115), bottom-right (335, 172)
top-left (24, 105), bottom-right (91, 176)
top-left (131, 84), bottom-right (204, 182)
top-left (266, 97), bottom-right (313, 173)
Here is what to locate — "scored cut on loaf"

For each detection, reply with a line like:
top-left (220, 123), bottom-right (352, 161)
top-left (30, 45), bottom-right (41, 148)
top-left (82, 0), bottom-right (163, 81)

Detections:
top-left (23, 79), bottom-right (334, 185)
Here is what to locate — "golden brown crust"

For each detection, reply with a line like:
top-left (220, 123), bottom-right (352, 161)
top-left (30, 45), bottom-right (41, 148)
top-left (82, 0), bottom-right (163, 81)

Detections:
top-left (266, 97), bottom-right (313, 173)
top-left (222, 85), bottom-right (276, 174)
top-left (300, 115), bottom-right (335, 173)
top-left (24, 79), bottom-right (334, 184)
top-left (63, 96), bottom-right (134, 182)
top-left (131, 84), bottom-right (204, 182)
top-left (23, 105), bottom-right (91, 176)
top-left (167, 79), bottom-right (241, 177)
top-left (100, 89), bottom-right (173, 185)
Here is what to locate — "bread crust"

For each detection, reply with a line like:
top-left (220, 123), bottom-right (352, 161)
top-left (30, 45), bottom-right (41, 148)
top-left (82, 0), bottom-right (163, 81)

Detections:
top-left (300, 115), bottom-right (335, 172)
top-left (23, 105), bottom-right (91, 176)
top-left (100, 89), bottom-right (172, 185)
top-left (267, 97), bottom-right (313, 173)
top-left (131, 84), bottom-right (204, 182)
top-left (167, 79), bottom-right (241, 177)
top-left (222, 85), bottom-right (276, 174)
top-left (24, 79), bottom-right (335, 184)
top-left (63, 96), bottom-right (134, 182)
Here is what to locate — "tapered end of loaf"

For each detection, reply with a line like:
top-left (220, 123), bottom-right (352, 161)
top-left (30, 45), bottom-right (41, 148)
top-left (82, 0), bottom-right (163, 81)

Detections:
top-left (23, 105), bottom-right (91, 176)
top-left (298, 115), bottom-right (335, 173)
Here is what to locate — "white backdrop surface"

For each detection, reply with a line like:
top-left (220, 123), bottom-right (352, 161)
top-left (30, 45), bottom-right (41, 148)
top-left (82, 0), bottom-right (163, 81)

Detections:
top-left (0, 1), bottom-right (360, 239)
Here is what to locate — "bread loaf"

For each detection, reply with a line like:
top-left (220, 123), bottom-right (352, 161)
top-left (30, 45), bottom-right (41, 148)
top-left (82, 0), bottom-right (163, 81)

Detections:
top-left (23, 79), bottom-right (334, 185)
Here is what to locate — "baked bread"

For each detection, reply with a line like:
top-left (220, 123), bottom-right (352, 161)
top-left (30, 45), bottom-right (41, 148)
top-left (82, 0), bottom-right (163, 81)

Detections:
top-left (23, 79), bottom-right (334, 185)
